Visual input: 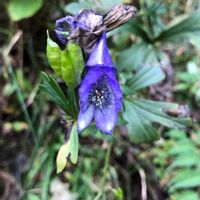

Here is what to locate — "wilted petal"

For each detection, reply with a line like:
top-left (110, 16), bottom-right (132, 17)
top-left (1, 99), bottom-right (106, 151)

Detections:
top-left (86, 32), bottom-right (114, 67)
top-left (56, 16), bottom-right (73, 31)
top-left (94, 106), bottom-right (117, 134)
top-left (55, 31), bottom-right (68, 45)
top-left (78, 105), bottom-right (94, 132)
top-left (73, 9), bottom-right (103, 32)
top-left (55, 16), bottom-right (73, 44)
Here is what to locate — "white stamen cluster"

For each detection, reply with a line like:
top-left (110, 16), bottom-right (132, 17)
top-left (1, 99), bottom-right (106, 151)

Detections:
top-left (91, 89), bottom-right (105, 107)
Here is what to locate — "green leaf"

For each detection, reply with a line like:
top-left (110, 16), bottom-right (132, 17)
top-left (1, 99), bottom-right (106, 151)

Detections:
top-left (61, 42), bottom-right (84, 87)
top-left (8, 0), bottom-right (43, 21)
top-left (127, 65), bottom-right (165, 92)
top-left (171, 191), bottom-right (199, 200)
top-left (168, 169), bottom-right (200, 191)
top-left (123, 99), bottom-right (191, 143)
top-left (166, 130), bottom-right (187, 139)
top-left (46, 35), bottom-right (63, 77)
top-left (40, 72), bottom-right (70, 113)
top-left (70, 123), bottom-right (79, 164)
top-left (27, 194), bottom-right (41, 200)
top-left (124, 20), bottom-right (152, 42)
top-left (46, 34), bottom-right (84, 87)
top-left (155, 12), bottom-right (200, 42)
top-left (169, 153), bottom-right (200, 169)
top-left (113, 187), bottom-right (124, 199)
top-left (56, 122), bottom-right (79, 173)
top-left (117, 42), bottom-right (168, 73)
top-left (117, 42), bottom-right (155, 71)
top-left (168, 140), bottom-right (196, 155)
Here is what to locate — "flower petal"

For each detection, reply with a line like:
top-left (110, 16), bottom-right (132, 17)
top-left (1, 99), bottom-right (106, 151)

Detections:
top-left (78, 105), bottom-right (94, 132)
top-left (86, 32), bottom-right (114, 67)
top-left (78, 68), bottom-right (103, 97)
top-left (105, 70), bottom-right (123, 112)
top-left (79, 85), bottom-right (91, 112)
top-left (94, 106), bottom-right (117, 134)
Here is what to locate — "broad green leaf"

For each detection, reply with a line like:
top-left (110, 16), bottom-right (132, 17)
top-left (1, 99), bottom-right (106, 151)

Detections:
top-left (61, 42), bottom-right (84, 87)
top-left (168, 140), bottom-right (196, 155)
top-left (46, 35), bottom-right (84, 87)
top-left (166, 130), bottom-right (187, 139)
top-left (127, 65), bottom-right (165, 92)
top-left (168, 169), bottom-right (194, 186)
top-left (117, 42), bottom-right (168, 72)
top-left (123, 100), bottom-right (158, 143)
top-left (155, 12), bottom-right (200, 42)
top-left (56, 122), bottom-right (79, 173)
top-left (123, 99), bottom-right (191, 143)
top-left (117, 43), bottom-right (155, 71)
top-left (8, 0), bottom-right (43, 21)
top-left (40, 72), bottom-right (70, 113)
top-left (169, 153), bottom-right (200, 169)
top-left (46, 35), bottom-right (63, 77)
top-left (168, 169), bottom-right (200, 191)
top-left (171, 191), bottom-right (199, 200)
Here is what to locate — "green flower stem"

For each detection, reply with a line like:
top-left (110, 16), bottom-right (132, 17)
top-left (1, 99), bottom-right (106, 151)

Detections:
top-left (94, 142), bottom-right (112, 200)
top-left (8, 64), bottom-right (37, 143)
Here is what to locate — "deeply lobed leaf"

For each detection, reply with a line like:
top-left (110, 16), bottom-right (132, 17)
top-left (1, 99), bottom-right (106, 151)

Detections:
top-left (123, 99), bottom-right (191, 143)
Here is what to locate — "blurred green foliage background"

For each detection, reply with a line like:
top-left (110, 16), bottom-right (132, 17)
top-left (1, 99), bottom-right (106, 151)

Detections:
top-left (0, 0), bottom-right (200, 200)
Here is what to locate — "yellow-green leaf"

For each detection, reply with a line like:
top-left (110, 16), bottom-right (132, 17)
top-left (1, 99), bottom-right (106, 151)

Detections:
top-left (46, 34), bottom-right (84, 87)
top-left (56, 122), bottom-right (79, 173)
top-left (46, 35), bottom-right (63, 78)
top-left (61, 42), bottom-right (84, 87)
top-left (56, 141), bottom-right (70, 174)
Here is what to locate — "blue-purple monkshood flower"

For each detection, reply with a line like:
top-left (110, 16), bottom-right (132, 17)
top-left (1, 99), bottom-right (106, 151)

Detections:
top-left (77, 32), bottom-right (122, 134)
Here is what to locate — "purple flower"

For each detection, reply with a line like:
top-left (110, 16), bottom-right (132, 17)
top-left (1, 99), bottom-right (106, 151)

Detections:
top-left (77, 32), bottom-right (122, 134)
